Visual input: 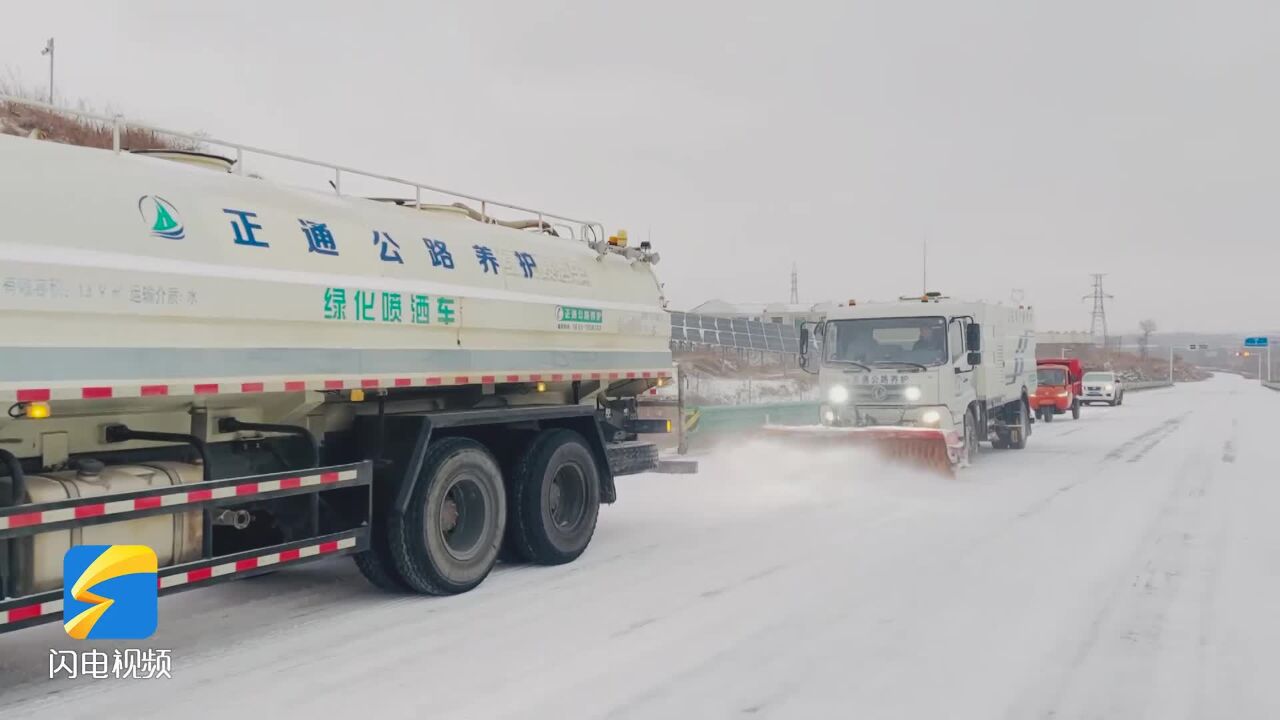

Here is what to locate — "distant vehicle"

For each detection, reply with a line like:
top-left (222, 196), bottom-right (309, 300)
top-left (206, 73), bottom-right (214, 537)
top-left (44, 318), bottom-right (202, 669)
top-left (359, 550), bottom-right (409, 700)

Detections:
top-left (1082, 371), bottom-right (1124, 405)
top-left (1031, 358), bottom-right (1082, 422)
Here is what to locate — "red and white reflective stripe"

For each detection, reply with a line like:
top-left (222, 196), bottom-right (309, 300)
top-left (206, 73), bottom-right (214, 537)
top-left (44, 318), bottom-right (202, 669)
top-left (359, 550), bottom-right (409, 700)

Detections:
top-left (0, 469), bottom-right (358, 532)
top-left (0, 537), bottom-right (358, 626)
top-left (2, 369), bottom-right (673, 404)
top-left (159, 536), bottom-right (358, 590)
top-left (0, 599), bottom-right (63, 626)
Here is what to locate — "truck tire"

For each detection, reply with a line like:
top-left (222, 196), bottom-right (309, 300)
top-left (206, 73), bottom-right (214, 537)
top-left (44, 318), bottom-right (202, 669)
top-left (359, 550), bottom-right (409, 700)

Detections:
top-left (1009, 399), bottom-right (1030, 450)
top-left (504, 429), bottom-right (601, 565)
top-left (1041, 407), bottom-right (1054, 423)
top-left (962, 409), bottom-right (979, 465)
top-left (354, 538), bottom-right (409, 592)
top-left (1071, 399), bottom-right (1081, 420)
top-left (388, 437), bottom-right (506, 595)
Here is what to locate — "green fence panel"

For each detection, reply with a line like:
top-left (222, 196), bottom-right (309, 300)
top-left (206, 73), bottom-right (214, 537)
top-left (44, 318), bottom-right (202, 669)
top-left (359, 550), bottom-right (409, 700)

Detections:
top-left (685, 401), bottom-right (819, 440)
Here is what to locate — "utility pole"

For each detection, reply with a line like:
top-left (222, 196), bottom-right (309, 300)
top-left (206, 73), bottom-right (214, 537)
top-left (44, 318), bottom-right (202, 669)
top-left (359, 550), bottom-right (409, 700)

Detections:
top-left (1083, 274), bottom-right (1114, 346)
top-left (789, 263), bottom-right (799, 304)
top-left (1266, 339), bottom-right (1272, 383)
top-left (922, 239), bottom-right (928, 295)
top-left (41, 38), bottom-right (54, 104)
top-left (1169, 345), bottom-right (1174, 384)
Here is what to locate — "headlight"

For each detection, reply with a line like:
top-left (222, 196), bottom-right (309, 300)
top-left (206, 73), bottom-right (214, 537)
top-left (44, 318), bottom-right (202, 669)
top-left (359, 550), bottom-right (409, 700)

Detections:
top-left (921, 409), bottom-right (942, 425)
top-left (1058, 391), bottom-right (1070, 397)
top-left (903, 386), bottom-right (922, 401)
top-left (827, 385), bottom-right (850, 404)
top-left (1105, 384), bottom-right (1114, 392)
top-left (820, 405), bottom-right (836, 425)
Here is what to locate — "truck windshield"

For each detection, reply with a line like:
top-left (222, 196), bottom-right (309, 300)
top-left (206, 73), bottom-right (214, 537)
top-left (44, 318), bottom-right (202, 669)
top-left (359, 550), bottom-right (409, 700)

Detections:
top-left (1038, 367), bottom-right (1068, 385)
top-left (823, 316), bottom-right (948, 368)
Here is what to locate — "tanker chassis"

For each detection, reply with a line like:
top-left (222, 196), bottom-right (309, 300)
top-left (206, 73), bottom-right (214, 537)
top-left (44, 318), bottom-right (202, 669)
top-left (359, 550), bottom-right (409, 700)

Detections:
top-left (0, 97), bottom-right (673, 634)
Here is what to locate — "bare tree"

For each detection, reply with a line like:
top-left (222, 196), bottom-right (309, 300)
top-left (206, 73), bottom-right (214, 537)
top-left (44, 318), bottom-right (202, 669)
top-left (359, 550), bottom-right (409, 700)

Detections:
top-left (1138, 319), bottom-right (1158, 359)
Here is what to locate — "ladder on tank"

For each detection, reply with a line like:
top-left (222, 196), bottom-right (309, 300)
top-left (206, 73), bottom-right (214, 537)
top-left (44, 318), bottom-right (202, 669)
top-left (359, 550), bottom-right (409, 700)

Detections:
top-left (0, 93), bottom-right (606, 246)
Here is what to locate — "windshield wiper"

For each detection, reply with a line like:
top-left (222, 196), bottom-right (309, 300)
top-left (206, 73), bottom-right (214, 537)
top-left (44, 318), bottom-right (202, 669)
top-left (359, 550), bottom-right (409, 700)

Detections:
top-left (827, 360), bottom-right (871, 371)
top-left (871, 360), bottom-right (928, 371)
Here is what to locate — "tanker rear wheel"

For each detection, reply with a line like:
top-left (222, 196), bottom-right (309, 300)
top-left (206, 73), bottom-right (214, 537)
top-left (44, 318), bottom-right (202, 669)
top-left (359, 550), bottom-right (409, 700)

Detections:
top-left (388, 437), bottom-right (506, 595)
top-left (503, 429), bottom-right (601, 565)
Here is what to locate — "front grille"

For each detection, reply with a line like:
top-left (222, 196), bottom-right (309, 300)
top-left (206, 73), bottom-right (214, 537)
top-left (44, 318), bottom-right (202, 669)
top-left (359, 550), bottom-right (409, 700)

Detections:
top-left (853, 386), bottom-right (908, 402)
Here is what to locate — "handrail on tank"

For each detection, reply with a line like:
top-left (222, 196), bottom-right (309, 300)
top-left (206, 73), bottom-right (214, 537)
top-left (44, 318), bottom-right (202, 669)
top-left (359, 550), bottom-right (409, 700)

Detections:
top-left (0, 93), bottom-right (605, 244)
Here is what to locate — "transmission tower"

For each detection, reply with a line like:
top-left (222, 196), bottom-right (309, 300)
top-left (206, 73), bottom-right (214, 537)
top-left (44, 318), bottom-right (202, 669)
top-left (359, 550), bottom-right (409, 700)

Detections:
top-left (789, 263), bottom-right (799, 304)
top-left (1083, 274), bottom-right (1114, 346)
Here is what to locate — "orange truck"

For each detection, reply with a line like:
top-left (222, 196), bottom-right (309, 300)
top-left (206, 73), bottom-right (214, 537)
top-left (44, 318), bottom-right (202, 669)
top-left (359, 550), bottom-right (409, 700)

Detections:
top-left (1031, 358), bottom-right (1082, 422)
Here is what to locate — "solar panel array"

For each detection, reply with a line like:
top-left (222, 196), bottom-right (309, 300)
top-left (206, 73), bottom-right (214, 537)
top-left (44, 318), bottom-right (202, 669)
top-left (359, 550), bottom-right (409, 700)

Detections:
top-left (669, 312), bottom-right (801, 354)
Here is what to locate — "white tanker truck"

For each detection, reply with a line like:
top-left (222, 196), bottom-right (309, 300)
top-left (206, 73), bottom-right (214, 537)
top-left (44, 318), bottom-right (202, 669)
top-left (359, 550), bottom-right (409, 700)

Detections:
top-left (0, 96), bottom-right (673, 634)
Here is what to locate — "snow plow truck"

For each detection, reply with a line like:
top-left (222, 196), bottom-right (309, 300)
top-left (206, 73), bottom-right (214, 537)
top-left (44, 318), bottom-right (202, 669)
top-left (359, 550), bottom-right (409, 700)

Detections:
top-left (767, 293), bottom-right (1037, 474)
top-left (0, 95), bottom-right (673, 634)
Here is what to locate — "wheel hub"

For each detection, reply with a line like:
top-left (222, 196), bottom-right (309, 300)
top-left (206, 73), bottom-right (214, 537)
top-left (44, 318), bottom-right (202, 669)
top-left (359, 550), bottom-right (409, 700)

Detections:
top-left (440, 497), bottom-right (459, 533)
top-left (549, 464), bottom-right (586, 529)
top-left (437, 477), bottom-right (489, 561)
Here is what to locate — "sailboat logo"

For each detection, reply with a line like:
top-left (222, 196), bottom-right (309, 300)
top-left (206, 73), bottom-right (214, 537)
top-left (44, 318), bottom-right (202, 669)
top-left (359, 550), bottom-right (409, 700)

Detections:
top-left (137, 195), bottom-right (185, 240)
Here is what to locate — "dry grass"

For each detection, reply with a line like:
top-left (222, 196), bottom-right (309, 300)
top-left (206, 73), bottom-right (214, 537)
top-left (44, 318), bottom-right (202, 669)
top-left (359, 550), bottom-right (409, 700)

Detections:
top-left (0, 80), bottom-right (202, 152)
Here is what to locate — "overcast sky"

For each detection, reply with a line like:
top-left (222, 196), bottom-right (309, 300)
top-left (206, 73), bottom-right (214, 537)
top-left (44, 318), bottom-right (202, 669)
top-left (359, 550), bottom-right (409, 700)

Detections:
top-left (4, 1), bottom-right (1278, 334)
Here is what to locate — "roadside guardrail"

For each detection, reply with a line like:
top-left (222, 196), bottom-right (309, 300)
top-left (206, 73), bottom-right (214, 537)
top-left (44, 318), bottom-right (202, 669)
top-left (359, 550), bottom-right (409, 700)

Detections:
top-left (1125, 381), bottom-right (1174, 391)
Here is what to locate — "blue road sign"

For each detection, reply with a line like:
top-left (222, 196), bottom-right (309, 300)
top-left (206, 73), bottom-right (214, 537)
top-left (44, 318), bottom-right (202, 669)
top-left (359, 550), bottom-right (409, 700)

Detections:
top-left (1244, 337), bottom-right (1269, 348)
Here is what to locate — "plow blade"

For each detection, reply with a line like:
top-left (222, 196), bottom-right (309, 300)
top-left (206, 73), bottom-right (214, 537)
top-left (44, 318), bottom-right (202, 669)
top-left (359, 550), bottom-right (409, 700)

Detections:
top-left (760, 424), bottom-right (963, 476)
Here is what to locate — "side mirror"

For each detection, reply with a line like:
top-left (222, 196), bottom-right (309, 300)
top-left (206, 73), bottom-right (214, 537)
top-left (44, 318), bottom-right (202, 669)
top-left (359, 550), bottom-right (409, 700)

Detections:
top-left (965, 323), bottom-right (982, 352)
top-left (799, 327), bottom-right (810, 355)
top-left (967, 351), bottom-right (982, 366)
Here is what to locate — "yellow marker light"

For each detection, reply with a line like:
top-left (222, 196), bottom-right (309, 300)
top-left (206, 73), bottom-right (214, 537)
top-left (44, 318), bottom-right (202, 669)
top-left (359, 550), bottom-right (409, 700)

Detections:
top-left (656, 377), bottom-right (666, 387)
top-left (666, 419), bottom-right (672, 433)
top-left (350, 389), bottom-right (366, 402)
top-left (536, 381), bottom-right (547, 393)
top-left (608, 229), bottom-right (629, 247)
top-left (25, 402), bottom-right (51, 419)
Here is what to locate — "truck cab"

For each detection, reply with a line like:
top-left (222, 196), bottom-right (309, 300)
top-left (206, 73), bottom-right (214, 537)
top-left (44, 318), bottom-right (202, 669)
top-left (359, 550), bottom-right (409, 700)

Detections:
top-left (800, 294), bottom-right (1036, 459)
top-left (1031, 358), bottom-right (1082, 421)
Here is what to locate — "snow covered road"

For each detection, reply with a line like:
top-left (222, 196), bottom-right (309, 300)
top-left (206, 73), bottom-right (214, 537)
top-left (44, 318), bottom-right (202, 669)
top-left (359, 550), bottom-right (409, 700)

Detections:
top-left (2, 373), bottom-right (1278, 719)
